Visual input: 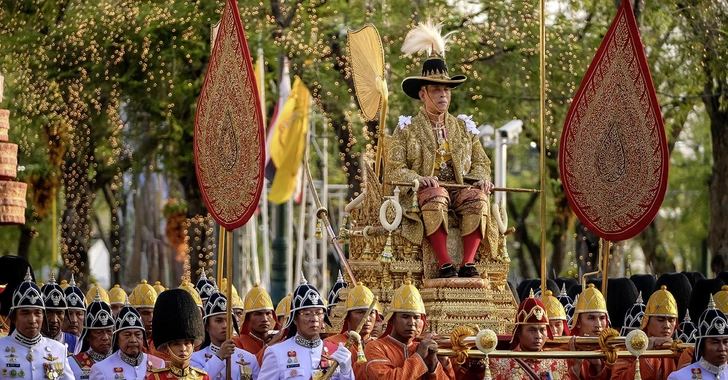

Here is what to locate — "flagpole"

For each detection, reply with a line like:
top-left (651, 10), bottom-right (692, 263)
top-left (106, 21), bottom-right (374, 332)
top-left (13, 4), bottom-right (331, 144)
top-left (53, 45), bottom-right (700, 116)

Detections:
top-left (321, 122), bottom-right (329, 286)
top-left (256, 42), bottom-right (269, 288)
top-left (286, 196), bottom-right (294, 291)
top-left (539, 0), bottom-right (548, 294)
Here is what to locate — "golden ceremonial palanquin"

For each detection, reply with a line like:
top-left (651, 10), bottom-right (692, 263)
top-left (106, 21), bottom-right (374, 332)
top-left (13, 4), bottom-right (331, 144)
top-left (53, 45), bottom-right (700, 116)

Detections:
top-left (330, 161), bottom-right (517, 336)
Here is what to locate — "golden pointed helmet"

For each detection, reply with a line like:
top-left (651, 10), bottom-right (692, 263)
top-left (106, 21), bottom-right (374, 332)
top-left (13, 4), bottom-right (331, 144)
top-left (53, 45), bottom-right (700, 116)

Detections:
top-left (543, 290), bottom-right (566, 320)
top-left (244, 283), bottom-right (274, 313)
top-left (178, 279), bottom-right (203, 309)
top-left (346, 282), bottom-right (378, 312)
top-left (276, 293), bottom-right (292, 317)
top-left (129, 280), bottom-right (158, 309)
top-left (385, 280), bottom-right (425, 322)
top-left (59, 279), bottom-right (70, 291)
top-left (640, 285), bottom-right (678, 330)
top-left (85, 284), bottom-right (110, 306)
top-left (570, 283), bottom-right (608, 329)
top-left (108, 284), bottom-right (127, 305)
top-left (219, 278), bottom-right (244, 310)
top-left (152, 281), bottom-right (166, 295)
top-left (713, 285), bottom-right (728, 314)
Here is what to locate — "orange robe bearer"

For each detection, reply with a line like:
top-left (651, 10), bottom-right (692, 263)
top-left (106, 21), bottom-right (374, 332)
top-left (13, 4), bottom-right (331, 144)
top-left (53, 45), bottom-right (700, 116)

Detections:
top-left (365, 335), bottom-right (455, 380)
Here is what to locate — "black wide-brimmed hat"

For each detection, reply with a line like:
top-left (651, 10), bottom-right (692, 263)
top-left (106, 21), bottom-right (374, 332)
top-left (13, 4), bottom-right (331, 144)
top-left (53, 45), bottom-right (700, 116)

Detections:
top-left (400, 20), bottom-right (466, 100)
top-left (401, 57), bottom-right (466, 100)
top-left (152, 289), bottom-right (204, 349)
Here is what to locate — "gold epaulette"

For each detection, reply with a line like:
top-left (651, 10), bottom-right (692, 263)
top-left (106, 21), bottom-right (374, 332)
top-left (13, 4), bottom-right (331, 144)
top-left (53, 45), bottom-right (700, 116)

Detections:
top-left (149, 367), bottom-right (168, 373)
top-left (190, 366), bottom-right (207, 375)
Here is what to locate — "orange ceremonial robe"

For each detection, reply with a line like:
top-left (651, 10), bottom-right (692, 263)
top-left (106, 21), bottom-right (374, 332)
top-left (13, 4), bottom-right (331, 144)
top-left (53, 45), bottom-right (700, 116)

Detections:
top-left (364, 335), bottom-right (455, 380)
top-left (325, 332), bottom-right (367, 380)
top-left (611, 356), bottom-right (678, 380)
top-left (489, 347), bottom-right (570, 380)
top-left (567, 358), bottom-right (610, 380)
top-left (677, 346), bottom-right (694, 370)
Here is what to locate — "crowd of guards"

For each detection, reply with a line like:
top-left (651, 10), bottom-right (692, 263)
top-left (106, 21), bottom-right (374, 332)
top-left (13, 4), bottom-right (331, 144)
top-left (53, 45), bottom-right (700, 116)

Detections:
top-left (0, 253), bottom-right (726, 380)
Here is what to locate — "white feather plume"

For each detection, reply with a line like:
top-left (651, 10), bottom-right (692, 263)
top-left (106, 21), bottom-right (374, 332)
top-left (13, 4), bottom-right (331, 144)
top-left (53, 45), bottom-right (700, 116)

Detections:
top-left (401, 19), bottom-right (454, 58)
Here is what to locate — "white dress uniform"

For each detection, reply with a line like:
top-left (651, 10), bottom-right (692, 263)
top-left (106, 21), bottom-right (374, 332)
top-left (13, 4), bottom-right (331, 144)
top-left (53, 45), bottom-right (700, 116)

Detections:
top-left (667, 359), bottom-right (728, 380)
top-left (190, 345), bottom-right (259, 380)
top-left (88, 351), bottom-right (164, 380)
top-left (0, 330), bottom-right (75, 380)
top-left (258, 336), bottom-right (352, 380)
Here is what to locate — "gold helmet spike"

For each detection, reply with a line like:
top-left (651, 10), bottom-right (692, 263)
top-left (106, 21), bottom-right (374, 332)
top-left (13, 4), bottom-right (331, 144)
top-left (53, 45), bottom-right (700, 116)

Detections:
top-left (570, 284), bottom-right (608, 329)
top-left (108, 284), bottom-right (127, 305)
top-left (59, 279), bottom-right (70, 291)
top-left (244, 283), bottom-right (275, 313)
top-left (85, 284), bottom-right (110, 306)
top-left (542, 290), bottom-right (566, 320)
top-left (640, 285), bottom-right (678, 330)
top-left (129, 280), bottom-right (158, 309)
top-left (384, 280), bottom-right (425, 322)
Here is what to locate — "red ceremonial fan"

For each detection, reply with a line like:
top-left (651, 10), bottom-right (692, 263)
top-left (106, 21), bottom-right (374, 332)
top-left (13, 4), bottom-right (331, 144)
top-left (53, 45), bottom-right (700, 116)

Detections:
top-left (194, 0), bottom-right (265, 230)
top-left (559, 0), bottom-right (668, 241)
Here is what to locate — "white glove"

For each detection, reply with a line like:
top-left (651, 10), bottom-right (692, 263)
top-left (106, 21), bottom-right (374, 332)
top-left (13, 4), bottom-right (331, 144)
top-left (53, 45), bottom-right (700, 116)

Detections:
top-left (330, 343), bottom-right (352, 375)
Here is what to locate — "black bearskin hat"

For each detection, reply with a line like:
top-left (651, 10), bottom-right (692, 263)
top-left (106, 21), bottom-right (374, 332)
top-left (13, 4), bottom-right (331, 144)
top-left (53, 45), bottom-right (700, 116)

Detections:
top-left (554, 278), bottom-right (578, 294)
top-left (682, 271), bottom-right (706, 289)
top-left (654, 273), bottom-right (692, 322)
top-left (517, 279), bottom-right (559, 302)
top-left (152, 289), bottom-right (204, 349)
top-left (630, 274), bottom-right (656, 301)
top-left (0, 256), bottom-right (34, 316)
top-left (606, 278), bottom-right (639, 331)
top-left (688, 278), bottom-right (725, 325)
top-left (567, 284), bottom-right (582, 301)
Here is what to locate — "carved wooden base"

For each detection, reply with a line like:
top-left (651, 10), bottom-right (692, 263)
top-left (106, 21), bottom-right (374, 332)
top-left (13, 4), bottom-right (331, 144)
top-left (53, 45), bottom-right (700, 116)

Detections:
top-left (0, 109), bottom-right (8, 142)
top-left (0, 181), bottom-right (26, 225)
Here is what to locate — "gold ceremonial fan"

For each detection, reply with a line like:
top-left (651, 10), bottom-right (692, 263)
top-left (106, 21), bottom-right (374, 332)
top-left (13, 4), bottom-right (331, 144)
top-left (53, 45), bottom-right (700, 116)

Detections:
top-left (347, 24), bottom-right (388, 177)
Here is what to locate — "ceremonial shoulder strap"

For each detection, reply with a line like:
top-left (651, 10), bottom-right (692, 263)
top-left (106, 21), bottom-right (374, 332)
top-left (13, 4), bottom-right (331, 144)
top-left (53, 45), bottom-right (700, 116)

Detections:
top-left (513, 358), bottom-right (541, 380)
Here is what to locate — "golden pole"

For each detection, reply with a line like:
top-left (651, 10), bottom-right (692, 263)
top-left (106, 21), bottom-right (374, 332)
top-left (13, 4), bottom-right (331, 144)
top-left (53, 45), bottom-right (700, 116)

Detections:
top-left (225, 229), bottom-right (233, 380)
top-left (436, 348), bottom-right (678, 360)
top-left (539, 0), bottom-right (547, 294)
top-left (217, 227), bottom-right (225, 282)
top-left (388, 182), bottom-right (542, 193)
top-left (601, 239), bottom-right (611, 298)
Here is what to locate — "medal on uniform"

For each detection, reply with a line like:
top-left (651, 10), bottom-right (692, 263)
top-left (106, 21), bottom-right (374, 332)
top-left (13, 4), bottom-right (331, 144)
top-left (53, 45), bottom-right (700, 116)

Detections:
top-left (43, 354), bottom-right (58, 362)
top-left (18, 370), bottom-right (24, 378)
top-left (312, 370), bottom-right (324, 380)
top-left (25, 353), bottom-right (33, 362)
top-left (692, 368), bottom-right (702, 380)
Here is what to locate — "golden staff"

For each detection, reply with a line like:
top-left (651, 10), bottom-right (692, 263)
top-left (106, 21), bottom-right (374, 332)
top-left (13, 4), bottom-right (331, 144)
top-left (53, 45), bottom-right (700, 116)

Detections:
top-left (388, 182), bottom-right (541, 193)
top-left (225, 229), bottom-right (234, 380)
top-left (321, 296), bottom-right (379, 380)
top-left (538, 0), bottom-right (547, 296)
top-left (436, 348), bottom-right (678, 359)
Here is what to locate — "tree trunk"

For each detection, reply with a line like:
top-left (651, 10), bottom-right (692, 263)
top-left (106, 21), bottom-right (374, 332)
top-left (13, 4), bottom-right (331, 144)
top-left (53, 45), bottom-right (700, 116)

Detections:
top-left (181, 162), bottom-right (213, 282)
top-left (16, 224), bottom-right (33, 261)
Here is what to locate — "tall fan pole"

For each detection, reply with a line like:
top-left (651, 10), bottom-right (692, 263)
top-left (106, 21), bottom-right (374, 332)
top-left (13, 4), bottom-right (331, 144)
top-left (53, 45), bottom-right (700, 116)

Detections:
top-left (226, 229), bottom-right (233, 380)
top-left (539, 0), bottom-right (548, 295)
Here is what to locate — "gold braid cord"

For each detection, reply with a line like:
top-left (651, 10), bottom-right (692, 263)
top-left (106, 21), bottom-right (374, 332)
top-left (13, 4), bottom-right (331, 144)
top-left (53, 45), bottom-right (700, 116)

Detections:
top-left (598, 328), bottom-right (620, 365)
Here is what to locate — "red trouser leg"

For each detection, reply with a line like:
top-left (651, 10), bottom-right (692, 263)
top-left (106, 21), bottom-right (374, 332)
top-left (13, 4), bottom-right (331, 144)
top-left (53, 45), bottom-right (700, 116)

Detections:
top-left (428, 227), bottom-right (451, 267)
top-left (461, 230), bottom-right (482, 265)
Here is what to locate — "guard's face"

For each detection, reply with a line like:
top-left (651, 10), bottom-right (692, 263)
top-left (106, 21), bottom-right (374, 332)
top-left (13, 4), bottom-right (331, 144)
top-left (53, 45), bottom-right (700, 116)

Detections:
top-left (391, 312), bottom-right (421, 342)
top-left (645, 316), bottom-right (676, 338)
top-left (518, 325), bottom-right (548, 352)
top-left (248, 310), bottom-right (274, 335)
top-left (702, 337), bottom-right (728, 367)
top-left (111, 304), bottom-right (123, 317)
top-left (13, 308), bottom-right (43, 338)
top-left (294, 308), bottom-right (324, 339)
top-left (233, 309), bottom-right (245, 327)
top-left (88, 328), bottom-right (113, 354)
top-left (117, 329), bottom-right (144, 357)
top-left (42, 309), bottom-right (65, 337)
top-left (138, 308), bottom-right (154, 335)
top-left (63, 309), bottom-right (84, 336)
top-left (577, 312), bottom-right (608, 336)
top-left (206, 315), bottom-right (228, 344)
top-left (420, 84), bottom-right (451, 113)
top-left (168, 339), bottom-right (194, 363)
top-left (549, 319), bottom-right (564, 337)
top-left (347, 309), bottom-right (376, 337)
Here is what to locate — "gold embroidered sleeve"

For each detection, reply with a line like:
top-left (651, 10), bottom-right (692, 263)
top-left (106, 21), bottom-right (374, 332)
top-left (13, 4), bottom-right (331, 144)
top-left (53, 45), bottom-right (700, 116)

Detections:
top-left (463, 131), bottom-right (491, 183)
top-left (386, 125), bottom-right (421, 184)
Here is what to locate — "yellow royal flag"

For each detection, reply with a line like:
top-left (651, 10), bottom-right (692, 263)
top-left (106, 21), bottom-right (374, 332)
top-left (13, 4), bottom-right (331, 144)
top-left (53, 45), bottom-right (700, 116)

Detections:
top-left (268, 76), bottom-right (310, 204)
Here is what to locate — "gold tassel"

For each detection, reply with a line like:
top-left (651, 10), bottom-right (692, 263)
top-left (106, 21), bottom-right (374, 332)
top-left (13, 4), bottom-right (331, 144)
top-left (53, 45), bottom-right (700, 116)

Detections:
top-left (380, 232), bottom-right (393, 262)
top-left (315, 219), bottom-right (322, 239)
top-left (362, 242), bottom-right (372, 260)
top-left (356, 344), bottom-right (366, 363)
top-left (411, 191), bottom-right (420, 213)
top-left (483, 356), bottom-right (492, 380)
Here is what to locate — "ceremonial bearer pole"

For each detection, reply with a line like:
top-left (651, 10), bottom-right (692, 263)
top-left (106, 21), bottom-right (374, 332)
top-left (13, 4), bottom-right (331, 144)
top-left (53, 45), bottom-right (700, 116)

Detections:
top-left (194, 0), bottom-right (266, 377)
